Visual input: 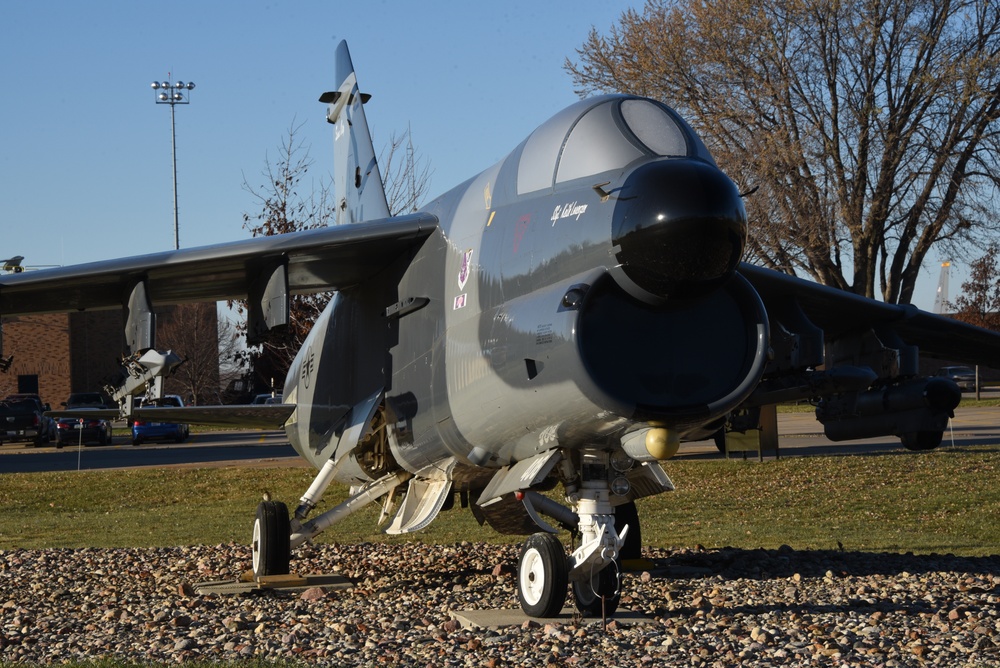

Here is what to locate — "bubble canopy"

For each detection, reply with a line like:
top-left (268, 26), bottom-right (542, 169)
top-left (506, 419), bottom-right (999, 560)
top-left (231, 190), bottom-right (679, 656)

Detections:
top-left (516, 95), bottom-right (715, 195)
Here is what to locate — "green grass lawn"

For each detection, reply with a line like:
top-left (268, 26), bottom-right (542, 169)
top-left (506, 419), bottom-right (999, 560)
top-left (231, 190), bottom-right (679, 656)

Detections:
top-left (2, 444), bottom-right (999, 556)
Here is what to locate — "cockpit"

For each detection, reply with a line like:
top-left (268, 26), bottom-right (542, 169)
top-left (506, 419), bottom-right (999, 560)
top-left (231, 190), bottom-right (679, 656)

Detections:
top-left (516, 95), bottom-right (715, 195)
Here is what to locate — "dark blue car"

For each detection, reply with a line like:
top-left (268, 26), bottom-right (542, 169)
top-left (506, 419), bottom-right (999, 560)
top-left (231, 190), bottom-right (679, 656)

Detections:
top-left (131, 395), bottom-right (190, 445)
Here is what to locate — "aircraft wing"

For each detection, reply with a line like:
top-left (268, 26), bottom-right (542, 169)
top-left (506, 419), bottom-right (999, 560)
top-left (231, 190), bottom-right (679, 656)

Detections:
top-left (0, 213), bottom-right (438, 315)
top-left (48, 404), bottom-right (296, 430)
top-left (739, 262), bottom-right (1000, 369)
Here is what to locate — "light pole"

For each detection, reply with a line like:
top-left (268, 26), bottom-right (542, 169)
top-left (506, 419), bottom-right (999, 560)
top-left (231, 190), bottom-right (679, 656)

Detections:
top-left (150, 78), bottom-right (195, 250)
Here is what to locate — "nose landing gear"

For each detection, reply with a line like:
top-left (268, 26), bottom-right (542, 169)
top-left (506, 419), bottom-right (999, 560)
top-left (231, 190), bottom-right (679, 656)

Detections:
top-left (514, 449), bottom-right (633, 618)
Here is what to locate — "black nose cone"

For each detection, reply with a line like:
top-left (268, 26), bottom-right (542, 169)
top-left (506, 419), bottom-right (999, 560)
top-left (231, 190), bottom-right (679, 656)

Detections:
top-left (611, 159), bottom-right (747, 301)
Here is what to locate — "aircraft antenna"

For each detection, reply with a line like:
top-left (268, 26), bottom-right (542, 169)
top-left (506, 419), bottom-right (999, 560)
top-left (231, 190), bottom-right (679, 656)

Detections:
top-left (933, 261), bottom-right (951, 314)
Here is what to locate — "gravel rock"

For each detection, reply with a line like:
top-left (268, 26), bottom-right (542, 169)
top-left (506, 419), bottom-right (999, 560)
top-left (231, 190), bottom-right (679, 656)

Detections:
top-left (2, 542), bottom-right (999, 666)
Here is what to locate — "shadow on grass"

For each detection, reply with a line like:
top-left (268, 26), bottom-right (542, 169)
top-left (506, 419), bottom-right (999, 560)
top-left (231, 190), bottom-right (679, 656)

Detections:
top-left (678, 440), bottom-right (1000, 462)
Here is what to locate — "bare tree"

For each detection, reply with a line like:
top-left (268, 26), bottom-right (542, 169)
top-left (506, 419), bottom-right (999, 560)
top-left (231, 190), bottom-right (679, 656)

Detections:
top-left (234, 121), bottom-right (432, 392)
top-left (233, 122), bottom-right (334, 391)
top-left (380, 127), bottom-right (433, 215)
top-left (948, 243), bottom-right (1000, 330)
top-left (568, 0), bottom-right (1000, 304)
top-left (156, 303), bottom-right (221, 405)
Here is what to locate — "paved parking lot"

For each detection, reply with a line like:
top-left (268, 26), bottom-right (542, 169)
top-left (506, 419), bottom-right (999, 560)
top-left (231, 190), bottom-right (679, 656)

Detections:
top-left (2, 404), bottom-right (997, 471)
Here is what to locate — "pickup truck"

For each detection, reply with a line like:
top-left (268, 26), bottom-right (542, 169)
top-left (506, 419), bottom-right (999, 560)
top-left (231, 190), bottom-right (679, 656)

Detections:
top-left (0, 394), bottom-right (56, 446)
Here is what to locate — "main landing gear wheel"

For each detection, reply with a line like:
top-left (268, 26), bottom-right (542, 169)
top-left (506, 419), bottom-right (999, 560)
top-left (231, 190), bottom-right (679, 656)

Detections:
top-left (573, 562), bottom-right (621, 617)
top-left (517, 533), bottom-right (568, 617)
top-left (252, 500), bottom-right (291, 577)
top-left (900, 430), bottom-right (943, 451)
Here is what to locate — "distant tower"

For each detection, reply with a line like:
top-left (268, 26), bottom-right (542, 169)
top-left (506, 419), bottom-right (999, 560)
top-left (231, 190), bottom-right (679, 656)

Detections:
top-left (406, 124), bottom-right (416, 212)
top-left (933, 261), bottom-right (951, 314)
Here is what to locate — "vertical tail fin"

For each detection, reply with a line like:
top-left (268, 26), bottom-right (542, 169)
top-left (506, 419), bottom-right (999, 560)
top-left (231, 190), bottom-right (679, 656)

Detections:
top-left (319, 40), bottom-right (391, 225)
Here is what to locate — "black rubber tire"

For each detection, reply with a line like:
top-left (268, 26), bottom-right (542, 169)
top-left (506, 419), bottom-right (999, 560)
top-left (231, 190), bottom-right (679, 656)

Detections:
top-left (712, 428), bottom-right (727, 453)
top-left (252, 500), bottom-right (291, 577)
top-left (900, 430), bottom-right (943, 451)
top-left (615, 501), bottom-right (642, 562)
top-left (572, 562), bottom-right (621, 617)
top-left (517, 533), bottom-right (568, 617)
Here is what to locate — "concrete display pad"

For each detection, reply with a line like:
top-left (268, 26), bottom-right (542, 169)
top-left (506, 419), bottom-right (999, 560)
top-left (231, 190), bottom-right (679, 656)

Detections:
top-left (194, 572), bottom-right (353, 595)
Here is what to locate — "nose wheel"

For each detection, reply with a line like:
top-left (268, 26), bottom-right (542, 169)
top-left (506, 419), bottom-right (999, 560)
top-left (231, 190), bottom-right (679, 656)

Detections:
top-left (252, 500), bottom-right (291, 577)
top-left (517, 533), bottom-right (568, 617)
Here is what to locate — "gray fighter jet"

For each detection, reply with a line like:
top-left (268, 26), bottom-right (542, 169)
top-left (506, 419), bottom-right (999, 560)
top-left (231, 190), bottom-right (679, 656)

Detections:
top-left (3, 41), bottom-right (1000, 618)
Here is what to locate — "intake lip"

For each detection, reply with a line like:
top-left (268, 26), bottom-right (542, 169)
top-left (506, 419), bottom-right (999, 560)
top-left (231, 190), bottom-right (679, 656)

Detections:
top-left (611, 158), bottom-right (746, 302)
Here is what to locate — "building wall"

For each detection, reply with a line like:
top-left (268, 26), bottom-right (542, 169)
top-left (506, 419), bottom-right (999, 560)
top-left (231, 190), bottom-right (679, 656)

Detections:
top-left (0, 313), bottom-right (72, 407)
top-left (69, 310), bottom-right (127, 395)
top-left (2, 304), bottom-right (221, 407)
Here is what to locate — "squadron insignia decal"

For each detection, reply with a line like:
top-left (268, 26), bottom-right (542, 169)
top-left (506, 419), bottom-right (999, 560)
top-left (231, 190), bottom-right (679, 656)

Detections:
top-left (301, 345), bottom-right (315, 389)
top-left (458, 249), bottom-right (473, 289)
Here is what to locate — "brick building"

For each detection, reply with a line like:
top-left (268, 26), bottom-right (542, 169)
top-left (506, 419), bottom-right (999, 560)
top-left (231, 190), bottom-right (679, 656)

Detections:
top-left (1, 304), bottom-right (219, 408)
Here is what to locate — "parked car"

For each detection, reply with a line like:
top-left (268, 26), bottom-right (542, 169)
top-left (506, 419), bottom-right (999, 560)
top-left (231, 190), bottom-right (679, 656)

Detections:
top-left (131, 395), bottom-right (190, 445)
top-left (252, 393), bottom-right (278, 405)
top-left (936, 365), bottom-right (978, 392)
top-left (1, 394), bottom-right (55, 446)
top-left (63, 392), bottom-right (110, 409)
top-left (54, 408), bottom-right (112, 447)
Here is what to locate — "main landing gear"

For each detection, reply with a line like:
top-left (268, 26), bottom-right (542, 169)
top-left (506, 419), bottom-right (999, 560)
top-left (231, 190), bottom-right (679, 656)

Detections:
top-left (252, 499), bottom-right (291, 577)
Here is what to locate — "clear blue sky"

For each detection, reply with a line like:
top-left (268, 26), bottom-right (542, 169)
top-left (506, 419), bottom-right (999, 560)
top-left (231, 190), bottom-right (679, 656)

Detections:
top-left (1, 0), bottom-right (952, 311)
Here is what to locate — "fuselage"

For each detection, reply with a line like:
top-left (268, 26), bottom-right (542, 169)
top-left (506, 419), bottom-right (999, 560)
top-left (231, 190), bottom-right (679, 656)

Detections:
top-left (285, 95), bottom-right (770, 483)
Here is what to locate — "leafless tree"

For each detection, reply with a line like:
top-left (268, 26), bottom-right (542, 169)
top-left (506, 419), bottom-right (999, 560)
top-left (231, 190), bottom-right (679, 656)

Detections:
top-left (156, 303), bottom-right (222, 405)
top-left (380, 127), bottom-right (433, 215)
top-left (568, 0), bottom-right (1000, 304)
top-left (948, 243), bottom-right (1000, 330)
top-left (233, 122), bottom-right (334, 389)
top-left (234, 120), bottom-right (432, 391)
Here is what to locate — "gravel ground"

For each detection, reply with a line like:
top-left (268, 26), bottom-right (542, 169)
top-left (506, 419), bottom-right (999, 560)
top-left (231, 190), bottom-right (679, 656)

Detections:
top-left (2, 541), bottom-right (1000, 666)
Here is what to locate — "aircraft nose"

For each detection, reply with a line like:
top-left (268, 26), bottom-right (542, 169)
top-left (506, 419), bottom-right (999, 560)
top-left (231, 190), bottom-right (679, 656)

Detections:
top-left (611, 159), bottom-right (746, 302)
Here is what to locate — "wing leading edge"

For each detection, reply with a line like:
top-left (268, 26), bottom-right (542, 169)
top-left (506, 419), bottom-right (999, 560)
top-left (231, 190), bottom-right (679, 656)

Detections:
top-left (0, 213), bottom-right (438, 316)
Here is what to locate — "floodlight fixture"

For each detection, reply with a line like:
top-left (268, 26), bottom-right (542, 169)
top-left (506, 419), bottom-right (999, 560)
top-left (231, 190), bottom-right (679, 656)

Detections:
top-left (148, 75), bottom-right (197, 250)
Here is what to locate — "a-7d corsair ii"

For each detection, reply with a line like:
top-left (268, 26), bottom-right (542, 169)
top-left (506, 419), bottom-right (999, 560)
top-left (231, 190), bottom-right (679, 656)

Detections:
top-left (3, 41), bottom-right (1000, 618)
